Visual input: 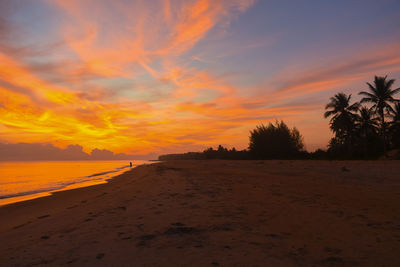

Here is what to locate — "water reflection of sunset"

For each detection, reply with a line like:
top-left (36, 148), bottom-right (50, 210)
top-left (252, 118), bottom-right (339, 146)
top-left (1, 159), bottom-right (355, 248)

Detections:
top-left (0, 160), bottom-right (146, 206)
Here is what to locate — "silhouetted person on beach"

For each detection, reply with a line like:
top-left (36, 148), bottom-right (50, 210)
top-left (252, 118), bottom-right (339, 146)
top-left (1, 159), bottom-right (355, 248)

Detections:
top-left (130, 162), bottom-right (132, 167)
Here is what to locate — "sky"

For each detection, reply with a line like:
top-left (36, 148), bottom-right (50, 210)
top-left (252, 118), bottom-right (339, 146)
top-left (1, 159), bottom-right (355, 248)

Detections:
top-left (1, 0), bottom-right (400, 157)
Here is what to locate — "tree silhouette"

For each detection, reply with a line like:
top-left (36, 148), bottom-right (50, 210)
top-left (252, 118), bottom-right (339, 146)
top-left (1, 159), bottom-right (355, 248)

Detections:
top-left (356, 107), bottom-right (379, 133)
top-left (324, 93), bottom-right (359, 156)
top-left (248, 121), bottom-right (304, 159)
top-left (359, 76), bottom-right (400, 155)
top-left (389, 102), bottom-right (400, 149)
top-left (355, 107), bottom-right (379, 157)
top-left (324, 93), bottom-right (359, 136)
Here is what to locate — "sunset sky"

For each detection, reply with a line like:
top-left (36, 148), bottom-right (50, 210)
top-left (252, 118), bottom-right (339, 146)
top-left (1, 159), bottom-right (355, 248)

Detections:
top-left (1, 0), bottom-right (400, 156)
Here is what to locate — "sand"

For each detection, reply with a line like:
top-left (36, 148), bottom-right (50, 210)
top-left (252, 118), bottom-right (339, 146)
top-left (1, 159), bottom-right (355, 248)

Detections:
top-left (0, 160), bottom-right (400, 266)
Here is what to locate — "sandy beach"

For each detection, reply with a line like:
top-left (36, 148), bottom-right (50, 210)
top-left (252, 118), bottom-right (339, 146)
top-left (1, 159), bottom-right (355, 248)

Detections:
top-left (1, 160), bottom-right (400, 266)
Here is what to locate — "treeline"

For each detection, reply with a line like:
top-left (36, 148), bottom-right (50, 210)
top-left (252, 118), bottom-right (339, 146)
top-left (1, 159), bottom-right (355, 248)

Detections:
top-left (159, 75), bottom-right (399, 161)
top-left (158, 146), bottom-right (249, 160)
top-left (159, 121), bottom-right (307, 160)
top-left (323, 75), bottom-right (399, 159)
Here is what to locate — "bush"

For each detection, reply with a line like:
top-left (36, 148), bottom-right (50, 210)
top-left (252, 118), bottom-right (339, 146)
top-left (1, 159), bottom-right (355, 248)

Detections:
top-left (249, 121), bottom-right (304, 159)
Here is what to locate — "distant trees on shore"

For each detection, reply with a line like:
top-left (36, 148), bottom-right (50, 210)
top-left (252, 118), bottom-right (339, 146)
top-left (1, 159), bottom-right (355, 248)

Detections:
top-left (159, 121), bottom-right (306, 160)
top-left (324, 75), bottom-right (400, 159)
top-left (159, 75), bottom-right (399, 161)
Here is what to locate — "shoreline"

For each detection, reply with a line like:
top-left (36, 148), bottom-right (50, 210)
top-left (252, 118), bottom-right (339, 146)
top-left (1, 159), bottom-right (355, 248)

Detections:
top-left (0, 164), bottom-right (140, 208)
top-left (0, 161), bottom-right (149, 207)
top-left (1, 160), bottom-right (400, 266)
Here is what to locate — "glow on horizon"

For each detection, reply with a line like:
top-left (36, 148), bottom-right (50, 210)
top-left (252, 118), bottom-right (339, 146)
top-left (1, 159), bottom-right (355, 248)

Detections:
top-left (0, 0), bottom-right (400, 155)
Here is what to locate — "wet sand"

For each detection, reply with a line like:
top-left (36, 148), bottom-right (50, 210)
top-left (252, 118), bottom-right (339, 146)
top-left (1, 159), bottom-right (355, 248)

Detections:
top-left (0, 160), bottom-right (400, 266)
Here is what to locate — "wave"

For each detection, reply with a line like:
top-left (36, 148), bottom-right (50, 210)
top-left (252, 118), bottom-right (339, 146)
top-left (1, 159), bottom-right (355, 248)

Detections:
top-left (86, 165), bottom-right (129, 178)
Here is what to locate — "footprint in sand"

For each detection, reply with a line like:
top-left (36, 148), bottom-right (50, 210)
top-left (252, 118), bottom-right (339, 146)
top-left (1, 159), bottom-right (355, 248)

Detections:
top-left (96, 253), bottom-right (105, 259)
top-left (13, 221), bottom-right (32, 229)
top-left (324, 247), bottom-right (342, 255)
top-left (136, 223), bottom-right (144, 231)
top-left (66, 258), bottom-right (79, 264)
top-left (164, 227), bottom-right (200, 235)
top-left (136, 234), bottom-right (156, 247)
top-left (139, 234), bottom-right (156, 240)
top-left (171, 222), bottom-right (185, 226)
top-left (322, 256), bottom-right (344, 264)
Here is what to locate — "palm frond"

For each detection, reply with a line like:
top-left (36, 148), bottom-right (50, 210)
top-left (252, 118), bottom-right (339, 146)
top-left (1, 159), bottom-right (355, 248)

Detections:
top-left (359, 91), bottom-right (375, 98)
top-left (324, 110), bottom-right (336, 118)
top-left (349, 102), bottom-right (360, 111)
top-left (389, 87), bottom-right (400, 96)
top-left (385, 79), bottom-right (395, 90)
top-left (366, 82), bottom-right (378, 94)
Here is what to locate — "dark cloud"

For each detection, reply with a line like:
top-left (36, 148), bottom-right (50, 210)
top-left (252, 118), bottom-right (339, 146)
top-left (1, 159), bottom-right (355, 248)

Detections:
top-left (0, 142), bottom-right (137, 161)
top-left (90, 148), bottom-right (114, 160)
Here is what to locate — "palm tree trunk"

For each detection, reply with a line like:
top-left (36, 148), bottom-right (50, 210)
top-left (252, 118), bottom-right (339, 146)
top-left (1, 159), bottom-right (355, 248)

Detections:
top-left (347, 130), bottom-right (353, 158)
top-left (380, 109), bottom-right (386, 156)
top-left (363, 129), bottom-right (368, 159)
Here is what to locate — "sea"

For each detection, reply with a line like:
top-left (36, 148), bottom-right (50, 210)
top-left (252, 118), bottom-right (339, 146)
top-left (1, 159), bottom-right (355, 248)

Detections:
top-left (0, 160), bottom-right (152, 206)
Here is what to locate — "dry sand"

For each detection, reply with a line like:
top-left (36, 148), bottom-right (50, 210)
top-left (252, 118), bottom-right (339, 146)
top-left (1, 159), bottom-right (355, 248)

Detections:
top-left (0, 160), bottom-right (400, 266)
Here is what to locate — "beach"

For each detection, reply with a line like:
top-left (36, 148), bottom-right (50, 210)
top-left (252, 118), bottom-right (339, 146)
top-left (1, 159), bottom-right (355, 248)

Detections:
top-left (0, 160), bottom-right (400, 266)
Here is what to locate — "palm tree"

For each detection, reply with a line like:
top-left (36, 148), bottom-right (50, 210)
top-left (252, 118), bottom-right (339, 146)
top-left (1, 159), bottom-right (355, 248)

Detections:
top-left (390, 102), bottom-right (400, 123)
top-left (324, 93), bottom-right (359, 156)
top-left (355, 107), bottom-right (379, 157)
top-left (359, 76), bottom-right (400, 155)
top-left (324, 93), bottom-right (359, 137)
top-left (389, 102), bottom-right (400, 149)
top-left (356, 106), bottom-right (379, 133)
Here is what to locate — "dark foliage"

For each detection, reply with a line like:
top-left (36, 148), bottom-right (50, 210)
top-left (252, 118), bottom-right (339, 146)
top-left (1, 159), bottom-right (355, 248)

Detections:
top-left (160, 75), bottom-right (399, 161)
top-left (248, 121), bottom-right (304, 159)
top-left (158, 145), bottom-right (249, 160)
top-left (203, 145), bottom-right (249, 159)
top-left (389, 102), bottom-right (400, 149)
top-left (308, 149), bottom-right (330, 160)
top-left (324, 93), bottom-right (359, 138)
top-left (359, 75), bottom-right (400, 154)
top-left (325, 75), bottom-right (399, 159)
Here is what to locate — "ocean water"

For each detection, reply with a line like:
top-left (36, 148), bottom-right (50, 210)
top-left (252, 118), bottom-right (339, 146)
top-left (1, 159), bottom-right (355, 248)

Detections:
top-left (0, 160), bottom-right (151, 206)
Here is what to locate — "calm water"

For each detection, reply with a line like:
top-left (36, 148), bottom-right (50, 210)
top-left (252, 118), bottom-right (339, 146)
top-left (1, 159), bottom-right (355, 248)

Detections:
top-left (0, 160), bottom-right (151, 206)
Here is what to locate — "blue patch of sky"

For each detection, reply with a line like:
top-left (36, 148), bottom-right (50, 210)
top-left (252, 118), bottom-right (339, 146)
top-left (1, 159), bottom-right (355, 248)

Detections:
top-left (188, 0), bottom-right (400, 94)
top-left (116, 73), bottom-right (177, 102)
top-left (9, 1), bottom-right (65, 47)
